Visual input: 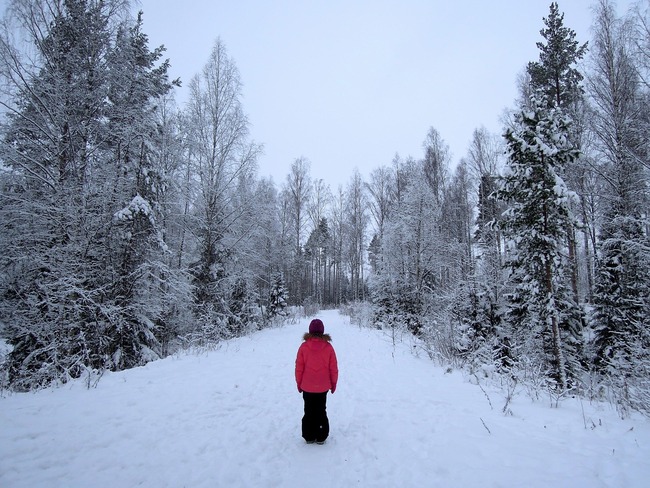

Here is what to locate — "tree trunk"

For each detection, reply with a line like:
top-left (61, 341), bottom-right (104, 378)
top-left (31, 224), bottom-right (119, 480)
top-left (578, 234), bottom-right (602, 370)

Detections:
top-left (567, 225), bottom-right (579, 303)
top-left (546, 259), bottom-right (567, 391)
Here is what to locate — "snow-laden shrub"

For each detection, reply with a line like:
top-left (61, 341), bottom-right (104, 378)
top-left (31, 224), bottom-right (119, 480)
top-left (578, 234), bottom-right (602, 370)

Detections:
top-left (301, 297), bottom-right (320, 319)
top-left (340, 301), bottom-right (374, 329)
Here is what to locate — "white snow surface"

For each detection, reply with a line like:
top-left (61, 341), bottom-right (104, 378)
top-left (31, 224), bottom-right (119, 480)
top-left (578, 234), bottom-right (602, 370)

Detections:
top-left (1, 310), bottom-right (649, 487)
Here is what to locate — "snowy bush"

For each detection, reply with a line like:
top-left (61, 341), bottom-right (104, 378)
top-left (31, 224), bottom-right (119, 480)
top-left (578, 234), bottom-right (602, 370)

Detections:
top-left (340, 301), bottom-right (374, 329)
top-left (301, 297), bottom-right (320, 319)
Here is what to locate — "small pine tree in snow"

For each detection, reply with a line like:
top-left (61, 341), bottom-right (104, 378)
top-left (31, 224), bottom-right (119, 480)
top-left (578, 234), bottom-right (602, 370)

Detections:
top-left (226, 277), bottom-right (261, 336)
top-left (454, 281), bottom-right (505, 376)
top-left (495, 94), bottom-right (584, 390)
top-left (267, 273), bottom-right (288, 320)
top-left (592, 214), bottom-right (650, 360)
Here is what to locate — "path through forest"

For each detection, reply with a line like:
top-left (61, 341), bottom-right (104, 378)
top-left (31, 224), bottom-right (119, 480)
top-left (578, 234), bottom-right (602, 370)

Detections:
top-left (1, 310), bottom-right (649, 487)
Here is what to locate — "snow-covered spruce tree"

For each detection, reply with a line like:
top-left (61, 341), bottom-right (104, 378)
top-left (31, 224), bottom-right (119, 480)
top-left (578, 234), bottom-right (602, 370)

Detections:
top-left (305, 180), bottom-right (338, 305)
top-left (592, 204), bottom-right (650, 412)
top-left (527, 1), bottom-right (589, 303)
top-left (495, 94), bottom-right (584, 391)
top-left (100, 12), bottom-right (180, 370)
top-left (588, 0), bottom-right (650, 415)
top-left (449, 279), bottom-right (504, 374)
top-left (367, 233), bottom-right (381, 275)
top-left (225, 276), bottom-right (260, 336)
top-left (267, 272), bottom-right (288, 320)
top-left (457, 189), bottom-right (504, 373)
top-left (1, 0), bottom-right (108, 389)
top-left (0, 0), bottom-right (176, 389)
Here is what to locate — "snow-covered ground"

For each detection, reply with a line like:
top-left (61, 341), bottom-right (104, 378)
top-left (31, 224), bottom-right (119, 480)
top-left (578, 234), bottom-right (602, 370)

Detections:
top-left (1, 310), bottom-right (649, 487)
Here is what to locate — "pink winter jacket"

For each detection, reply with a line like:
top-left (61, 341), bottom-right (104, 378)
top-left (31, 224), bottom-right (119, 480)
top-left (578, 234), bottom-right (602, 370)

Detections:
top-left (295, 334), bottom-right (338, 394)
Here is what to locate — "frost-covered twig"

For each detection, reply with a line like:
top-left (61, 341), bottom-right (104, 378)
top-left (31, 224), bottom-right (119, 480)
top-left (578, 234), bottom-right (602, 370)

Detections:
top-left (473, 373), bottom-right (494, 410)
top-left (502, 376), bottom-right (518, 415)
top-left (480, 417), bottom-right (491, 434)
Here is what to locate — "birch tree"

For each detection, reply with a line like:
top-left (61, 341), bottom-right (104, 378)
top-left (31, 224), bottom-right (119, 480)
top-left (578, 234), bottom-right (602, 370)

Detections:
top-left (283, 156), bottom-right (311, 305)
top-left (185, 38), bottom-right (260, 335)
top-left (346, 169), bottom-right (368, 302)
top-left (588, 0), bottom-right (650, 414)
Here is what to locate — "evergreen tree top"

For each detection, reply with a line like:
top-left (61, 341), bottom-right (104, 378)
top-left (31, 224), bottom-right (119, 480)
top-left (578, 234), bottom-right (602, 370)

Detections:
top-left (527, 2), bottom-right (588, 108)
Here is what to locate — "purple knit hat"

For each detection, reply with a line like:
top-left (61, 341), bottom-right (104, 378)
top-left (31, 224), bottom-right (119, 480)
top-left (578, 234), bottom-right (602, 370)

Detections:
top-left (309, 318), bottom-right (324, 335)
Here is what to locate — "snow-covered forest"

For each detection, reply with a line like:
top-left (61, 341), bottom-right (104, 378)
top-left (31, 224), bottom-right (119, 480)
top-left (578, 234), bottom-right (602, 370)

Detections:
top-left (0, 0), bottom-right (649, 419)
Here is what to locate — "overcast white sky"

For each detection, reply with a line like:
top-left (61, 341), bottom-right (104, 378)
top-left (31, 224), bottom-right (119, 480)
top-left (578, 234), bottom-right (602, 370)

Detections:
top-left (2, 0), bottom-right (635, 188)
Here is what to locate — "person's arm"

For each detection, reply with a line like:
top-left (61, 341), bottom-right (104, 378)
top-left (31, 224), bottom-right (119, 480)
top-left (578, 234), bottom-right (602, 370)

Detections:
top-left (329, 347), bottom-right (338, 393)
top-left (295, 346), bottom-right (305, 392)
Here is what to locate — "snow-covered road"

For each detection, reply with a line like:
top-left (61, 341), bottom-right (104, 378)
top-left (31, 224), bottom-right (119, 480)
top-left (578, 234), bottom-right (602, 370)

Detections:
top-left (1, 310), bottom-right (649, 487)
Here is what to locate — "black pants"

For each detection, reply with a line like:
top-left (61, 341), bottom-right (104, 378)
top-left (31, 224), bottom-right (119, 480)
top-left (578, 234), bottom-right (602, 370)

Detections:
top-left (302, 391), bottom-right (329, 442)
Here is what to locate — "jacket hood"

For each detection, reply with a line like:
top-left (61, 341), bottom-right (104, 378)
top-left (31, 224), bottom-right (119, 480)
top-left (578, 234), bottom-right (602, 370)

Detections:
top-left (303, 333), bottom-right (332, 342)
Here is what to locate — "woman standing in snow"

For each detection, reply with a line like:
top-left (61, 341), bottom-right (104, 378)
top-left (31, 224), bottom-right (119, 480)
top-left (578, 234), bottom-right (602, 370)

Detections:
top-left (295, 318), bottom-right (338, 444)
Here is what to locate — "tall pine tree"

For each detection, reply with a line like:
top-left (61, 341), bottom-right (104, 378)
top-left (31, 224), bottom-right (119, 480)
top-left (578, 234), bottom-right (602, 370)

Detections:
top-left (527, 2), bottom-right (588, 109)
top-left (496, 94), bottom-right (583, 390)
top-left (527, 2), bottom-right (589, 303)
